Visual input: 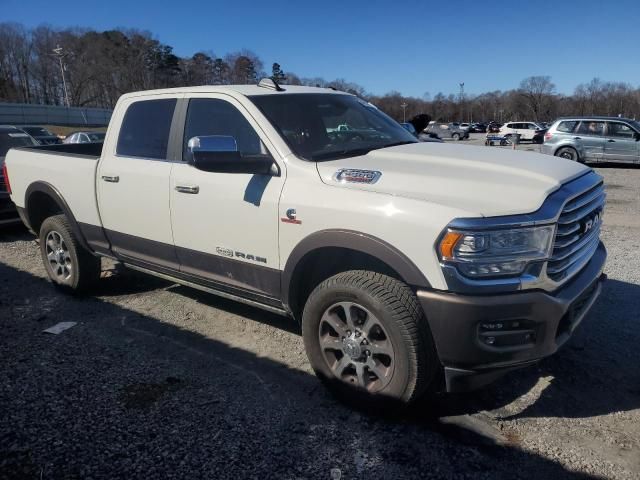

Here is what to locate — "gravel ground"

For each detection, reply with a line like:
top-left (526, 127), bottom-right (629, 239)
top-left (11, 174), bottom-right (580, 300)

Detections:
top-left (1, 162), bottom-right (639, 479)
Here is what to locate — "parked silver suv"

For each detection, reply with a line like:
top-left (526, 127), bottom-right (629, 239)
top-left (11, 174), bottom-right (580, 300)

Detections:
top-left (541, 116), bottom-right (640, 164)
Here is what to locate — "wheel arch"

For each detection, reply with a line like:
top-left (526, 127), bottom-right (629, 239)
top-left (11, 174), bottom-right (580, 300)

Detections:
top-left (282, 229), bottom-right (431, 320)
top-left (24, 181), bottom-right (92, 253)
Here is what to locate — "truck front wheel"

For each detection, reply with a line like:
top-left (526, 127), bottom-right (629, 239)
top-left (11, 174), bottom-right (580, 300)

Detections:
top-left (302, 271), bottom-right (438, 407)
top-left (39, 214), bottom-right (101, 293)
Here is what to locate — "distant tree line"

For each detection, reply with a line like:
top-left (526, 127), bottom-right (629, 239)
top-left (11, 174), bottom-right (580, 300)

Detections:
top-left (1, 22), bottom-right (639, 123)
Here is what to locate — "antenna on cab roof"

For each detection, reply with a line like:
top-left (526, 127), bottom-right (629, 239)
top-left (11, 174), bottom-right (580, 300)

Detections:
top-left (257, 78), bottom-right (285, 92)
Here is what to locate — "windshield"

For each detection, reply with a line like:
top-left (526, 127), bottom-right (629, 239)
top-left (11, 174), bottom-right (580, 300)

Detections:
top-left (249, 93), bottom-right (417, 161)
top-left (0, 132), bottom-right (37, 157)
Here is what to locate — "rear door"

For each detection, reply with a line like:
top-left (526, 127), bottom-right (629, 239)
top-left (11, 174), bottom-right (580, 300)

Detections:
top-left (97, 94), bottom-right (181, 269)
top-left (574, 121), bottom-right (605, 161)
top-left (604, 121), bottom-right (640, 164)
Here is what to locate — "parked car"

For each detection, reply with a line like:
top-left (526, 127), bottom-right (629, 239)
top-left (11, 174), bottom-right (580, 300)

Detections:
top-left (63, 131), bottom-right (107, 144)
top-left (425, 121), bottom-right (470, 140)
top-left (400, 123), bottom-right (443, 143)
top-left (541, 116), bottom-right (640, 164)
top-left (5, 83), bottom-right (606, 408)
top-left (532, 128), bottom-right (549, 144)
top-left (417, 132), bottom-right (444, 143)
top-left (499, 122), bottom-right (546, 142)
top-left (459, 123), bottom-right (471, 131)
top-left (0, 126), bottom-right (38, 226)
top-left (487, 122), bottom-right (501, 133)
top-left (469, 123), bottom-right (487, 133)
top-left (18, 125), bottom-right (61, 145)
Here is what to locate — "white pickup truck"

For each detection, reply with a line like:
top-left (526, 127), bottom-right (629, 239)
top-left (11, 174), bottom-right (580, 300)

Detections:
top-left (5, 81), bottom-right (606, 406)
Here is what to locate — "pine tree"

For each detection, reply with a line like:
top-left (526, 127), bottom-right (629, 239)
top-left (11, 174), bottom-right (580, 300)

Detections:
top-left (270, 62), bottom-right (287, 83)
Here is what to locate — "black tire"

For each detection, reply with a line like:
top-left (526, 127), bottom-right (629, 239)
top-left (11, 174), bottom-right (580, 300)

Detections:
top-left (302, 271), bottom-right (438, 408)
top-left (452, 133), bottom-right (460, 141)
top-left (39, 214), bottom-right (101, 293)
top-left (555, 146), bottom-right (581, 162)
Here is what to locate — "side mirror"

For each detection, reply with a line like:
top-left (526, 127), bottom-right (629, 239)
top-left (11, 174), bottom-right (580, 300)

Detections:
top-left (187, 135), bottom-right (275, 175)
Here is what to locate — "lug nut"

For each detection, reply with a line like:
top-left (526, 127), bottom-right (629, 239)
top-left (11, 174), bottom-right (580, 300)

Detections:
top-left (365, 350), bottom-right (371, 356)
top-left (346, 330), bottom-right (352, 336)
top-left (361, 339), bottom-right (368, 345)
top-left (355, 331), bottom-right (361, 337)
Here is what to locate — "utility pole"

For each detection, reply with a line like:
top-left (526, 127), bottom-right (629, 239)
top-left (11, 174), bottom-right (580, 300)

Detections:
top-left (52, 45), bottom-right (70, 107)
top-left (400, 102), bottom-right (408, 123)
top-left (459, 82), bottom-right (465, 122)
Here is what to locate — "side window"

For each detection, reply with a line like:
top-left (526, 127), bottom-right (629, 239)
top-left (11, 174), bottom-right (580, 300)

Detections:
top-left (576, 121), bottom-right (604, 136)
top-left (182, 98), bottom-right (268, 161)
top-left (528, 123), bottom-right (538, 130)
top-left (116, 98), bottom-right (176, 159)
top-left (557, 121), bottom-right (578, 133)
top-left (608, 122), bottom-right (635, 139)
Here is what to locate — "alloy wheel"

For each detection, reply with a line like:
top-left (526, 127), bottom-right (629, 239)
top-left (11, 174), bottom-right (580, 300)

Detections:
top-left (318, 301), bottom-right (395, 392)
top-left (45, 230), bottom-right (73, 283)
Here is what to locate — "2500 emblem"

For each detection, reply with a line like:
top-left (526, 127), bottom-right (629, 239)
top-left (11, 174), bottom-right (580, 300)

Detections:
top-left (216, 247), bottom-right (267, 264)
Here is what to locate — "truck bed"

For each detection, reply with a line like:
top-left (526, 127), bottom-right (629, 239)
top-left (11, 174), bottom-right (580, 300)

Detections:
top-left (6, 143), bottom-right (104, 229)
top-left (19, 142), bottom-right (103, 159)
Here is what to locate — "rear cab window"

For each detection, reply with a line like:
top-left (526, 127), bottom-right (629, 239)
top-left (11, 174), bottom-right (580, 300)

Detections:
top-left (116, 98), bottom-right (177, 159)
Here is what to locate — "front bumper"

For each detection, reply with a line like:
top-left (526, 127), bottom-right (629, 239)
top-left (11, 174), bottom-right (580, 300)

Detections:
top-left (417, 242), bottom-right (606, 392)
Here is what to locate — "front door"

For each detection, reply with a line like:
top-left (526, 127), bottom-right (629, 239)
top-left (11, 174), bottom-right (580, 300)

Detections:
top-left (170, 95), bottom-right (284, 299)
top-left (574, 120), bottom-right (605, 162)
top-left (97, 95), bottom-right (180, 269)
top-left (604, 121), bottom-right (640, 164)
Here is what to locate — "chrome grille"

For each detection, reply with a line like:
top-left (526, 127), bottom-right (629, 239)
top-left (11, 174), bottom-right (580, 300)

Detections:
top-left (547, 180), bottom-right (605, 283)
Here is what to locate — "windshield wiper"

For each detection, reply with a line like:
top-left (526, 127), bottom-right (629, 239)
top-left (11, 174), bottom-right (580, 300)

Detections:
top-left (312, 141), bottom-right (418, 161)
top-left (372, 140), bottom-right (417, 150)
top-left (312, 147), bottom-right (376, 161)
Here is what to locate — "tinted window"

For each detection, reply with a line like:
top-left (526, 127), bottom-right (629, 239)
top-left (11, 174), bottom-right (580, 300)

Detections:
top-left (576, 121), bottom-right (604, 136)
top-left (557, 121), bottom-right (578, 133)
top-left (182, 98), bottom-right (268, 162)
top-left (608, 122), bottom-right (635, 139)
top-left (117, 99), bottom-right (176, 159)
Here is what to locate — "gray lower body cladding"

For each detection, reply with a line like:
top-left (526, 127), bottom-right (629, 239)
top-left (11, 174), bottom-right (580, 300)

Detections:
top-left (417, 242), bottom-right (607, 392)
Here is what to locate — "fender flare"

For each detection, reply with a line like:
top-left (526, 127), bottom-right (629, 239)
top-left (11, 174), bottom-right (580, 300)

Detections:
top-left (24, 181), bottom-right (93, 253)
top-left (281, 229), bottom-right (431, 309)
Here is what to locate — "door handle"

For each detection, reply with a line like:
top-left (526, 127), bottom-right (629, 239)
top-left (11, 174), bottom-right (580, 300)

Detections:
top-left (175, 185), bottom-right (200, 194)
top-left (101, 175), bottom-right (119, 183)
top-left (607, 139), bottom-right (616, 142)
top-left (573, 137), bottom-right (582, 140)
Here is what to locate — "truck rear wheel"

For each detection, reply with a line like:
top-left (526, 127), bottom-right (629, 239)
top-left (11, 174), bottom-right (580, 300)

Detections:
top-left (302, 271), bottom-right (438, 408)
top-left (39, 214), bottom-right (100, 293)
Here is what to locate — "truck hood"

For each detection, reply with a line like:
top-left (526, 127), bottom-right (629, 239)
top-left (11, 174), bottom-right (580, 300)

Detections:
top-left (316, 142), bottom-right (589, 217)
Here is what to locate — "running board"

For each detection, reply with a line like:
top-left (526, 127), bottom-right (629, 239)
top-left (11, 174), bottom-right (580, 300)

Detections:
top-left (123, 263), bottom-right (290, 317)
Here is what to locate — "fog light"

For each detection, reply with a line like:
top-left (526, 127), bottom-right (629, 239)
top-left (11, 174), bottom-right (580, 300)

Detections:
top-left (485, 336), bottom-right (496, 345)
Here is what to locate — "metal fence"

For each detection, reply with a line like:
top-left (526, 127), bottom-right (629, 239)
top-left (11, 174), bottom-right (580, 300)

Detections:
top-left (0, 102), bottom-right (112, 127)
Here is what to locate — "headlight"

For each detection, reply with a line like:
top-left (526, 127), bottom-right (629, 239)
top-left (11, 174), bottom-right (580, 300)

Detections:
top-left (438, 225), bottom-right (556, 278)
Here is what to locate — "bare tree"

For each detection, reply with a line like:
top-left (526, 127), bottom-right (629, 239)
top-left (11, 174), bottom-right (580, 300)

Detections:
top-left (518, 76), bottom-right (556, 121)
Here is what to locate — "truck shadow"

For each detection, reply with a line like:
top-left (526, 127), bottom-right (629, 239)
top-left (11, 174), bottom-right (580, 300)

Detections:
top-left (1, 261), bottom-right (634, 478)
